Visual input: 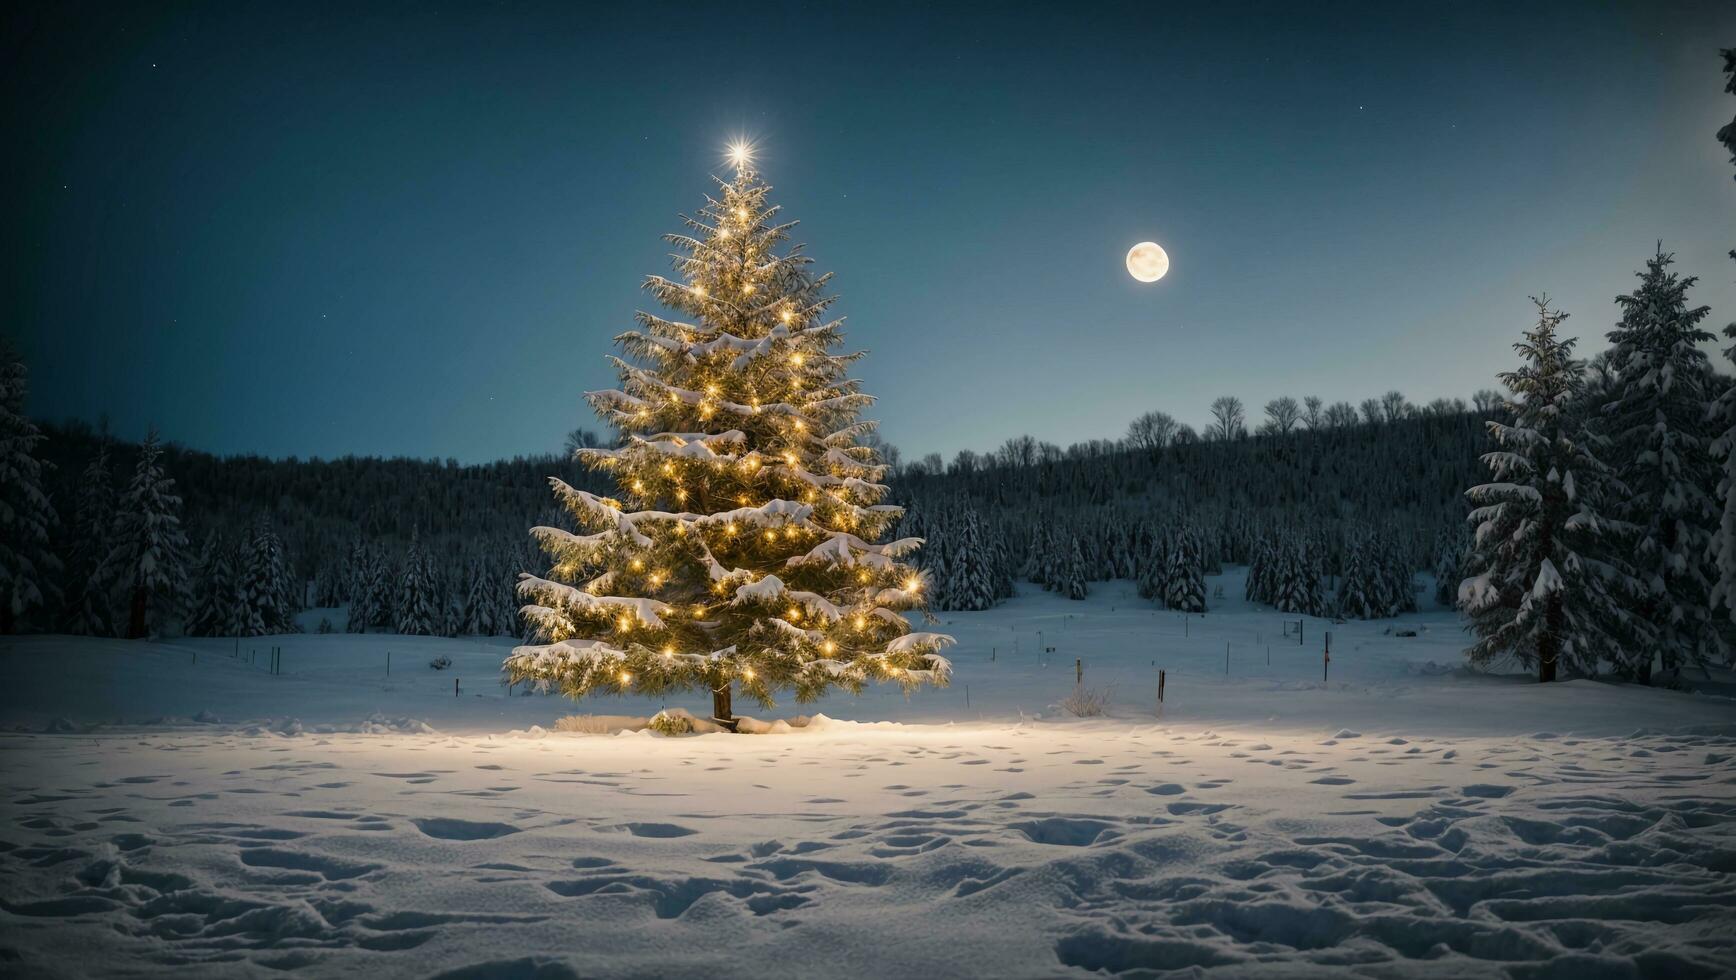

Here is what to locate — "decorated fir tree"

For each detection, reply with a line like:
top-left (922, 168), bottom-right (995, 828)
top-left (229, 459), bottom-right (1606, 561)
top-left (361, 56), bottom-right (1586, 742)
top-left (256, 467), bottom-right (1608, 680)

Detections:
top-left (504, 150), bottom-right (953, 727)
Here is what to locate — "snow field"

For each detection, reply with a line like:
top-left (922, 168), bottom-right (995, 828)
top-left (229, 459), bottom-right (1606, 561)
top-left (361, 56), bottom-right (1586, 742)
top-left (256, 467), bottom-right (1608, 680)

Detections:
top-left (2, 570), bottom-right (1734, 977)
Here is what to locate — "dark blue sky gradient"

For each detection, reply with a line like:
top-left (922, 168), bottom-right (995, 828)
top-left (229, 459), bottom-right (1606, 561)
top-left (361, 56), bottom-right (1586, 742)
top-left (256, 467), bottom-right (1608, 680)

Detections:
top-left (7, 1), bottom-right (1735, 462)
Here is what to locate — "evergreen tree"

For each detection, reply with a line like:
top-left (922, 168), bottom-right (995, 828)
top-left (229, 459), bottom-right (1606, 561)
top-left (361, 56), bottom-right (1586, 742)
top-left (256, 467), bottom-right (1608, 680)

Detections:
top-left (61, 448), bottom-right (115, 635)
top-left (1599, 251), bottom-right (1725, 676)
top-left (503, 152), bottom-right (952, 727)
top-left (1163, 526), bottom-right (1207, 612)
top-left (1057, 536), bottom-right (1088, 600)
top-left (107, 430), bottom-right (190, 638)
top-left (0, 343), bottom-right (60, 633)
top-left (241, 518), bottom-right (296, 635)
top-left (397, 530), bottom-right (439, 635)
top-left (1337, 539), bottom-right (1381, 620)
top-left (183, 533), bottom-right (232, 636)
top-left (1460, 299), bottom-right (1631, 681)
top-left (1710, 50), bottom-right (1736, 636)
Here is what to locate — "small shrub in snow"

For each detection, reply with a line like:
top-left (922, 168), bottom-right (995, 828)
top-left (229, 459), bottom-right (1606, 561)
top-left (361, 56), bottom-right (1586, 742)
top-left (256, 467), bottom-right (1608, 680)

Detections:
top-left (1060, 685), bottom-right (1112, 718)
top-left (647, 710), bottom-right (694, 736)
top-left (316, 617), bottom-right (334, 634)
top-left (428, 656), bottom-right (452, 670)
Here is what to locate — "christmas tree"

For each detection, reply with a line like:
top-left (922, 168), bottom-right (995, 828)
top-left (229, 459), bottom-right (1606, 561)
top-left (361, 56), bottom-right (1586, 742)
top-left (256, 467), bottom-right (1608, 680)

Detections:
top-left (504, 148), bottom-right (953, 727)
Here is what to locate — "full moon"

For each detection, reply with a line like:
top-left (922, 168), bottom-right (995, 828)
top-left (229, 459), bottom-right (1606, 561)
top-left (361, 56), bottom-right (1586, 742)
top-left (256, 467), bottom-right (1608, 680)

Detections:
top-left (1126, 241), bottom-right (1170, 283)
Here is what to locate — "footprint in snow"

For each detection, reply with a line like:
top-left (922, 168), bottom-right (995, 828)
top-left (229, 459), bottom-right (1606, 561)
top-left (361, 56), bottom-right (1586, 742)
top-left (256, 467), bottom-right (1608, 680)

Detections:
top-left (413, 817), bottom-right (522, 840)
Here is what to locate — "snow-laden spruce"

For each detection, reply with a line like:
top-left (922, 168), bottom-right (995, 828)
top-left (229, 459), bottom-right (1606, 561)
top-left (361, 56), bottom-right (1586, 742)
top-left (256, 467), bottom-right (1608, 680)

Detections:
top-left (1710, 50), bottom-right (1736, 635)
top-left (1459, 298), bottom-right (1635, 681)
top-left (104, 429), bottom-right (189, 639)
top-left (0, 343), bottom-right (60, 634)
top-left (504, 160), bottom-right (953, 727)
top-left (1598, 250), bottom-right (1729, 676)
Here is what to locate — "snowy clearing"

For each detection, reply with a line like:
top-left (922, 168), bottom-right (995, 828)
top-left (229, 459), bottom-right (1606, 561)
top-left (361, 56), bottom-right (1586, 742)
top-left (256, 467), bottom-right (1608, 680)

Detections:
top-left (3, 572), bottom-right (1735, 978)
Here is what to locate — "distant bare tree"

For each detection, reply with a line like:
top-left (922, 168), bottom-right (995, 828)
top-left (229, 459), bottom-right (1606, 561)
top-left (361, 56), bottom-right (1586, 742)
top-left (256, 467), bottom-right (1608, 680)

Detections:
top-left (1037, 442), bottom-right (1064, 464)
top-left (564, 428), bottom-right (604, 457)
top-left (1325, 402), bottom-right (1359, 427)
top-left (1173, 424), bottom-right (1200, 445)
top-left (996, 434), bottom-right (1038, 468)
top-left (1379, 390), bottom-right (1410, 422)
top-left (1124, 411), bottom-right (1178, 451)
top-left (1263, 396), bottom-right (1302, 435)
top-left (1472, 389), bottom-right (1503, 414)
top-left (948, 450), bottom-right (980, 476)
top-left (1207, 396), bottom-right (1246, 441)
top-left (1359, 398), bottom-right (1383, 425)
top-left (1302, 396), bottom-right (1324, 429)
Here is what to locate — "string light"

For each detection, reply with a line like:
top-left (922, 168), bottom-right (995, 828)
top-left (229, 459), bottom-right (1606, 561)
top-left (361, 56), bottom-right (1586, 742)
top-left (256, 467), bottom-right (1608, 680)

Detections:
top-left (620, 671), bottom-right (632, 684)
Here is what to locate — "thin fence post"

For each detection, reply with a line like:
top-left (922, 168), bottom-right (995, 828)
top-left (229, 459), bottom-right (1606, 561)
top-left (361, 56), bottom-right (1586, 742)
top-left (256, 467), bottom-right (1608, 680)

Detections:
top-left (1076, 658), bottom-right (1082, 685)
top-left (1158, 669), bottom-right (1166, 717)
top-left (455, 677), bottom-right (460, 697)
top-left (1323, 631), bottom-right (1331, 683)
top-left (1225, 642), bottom-right (1229, 675)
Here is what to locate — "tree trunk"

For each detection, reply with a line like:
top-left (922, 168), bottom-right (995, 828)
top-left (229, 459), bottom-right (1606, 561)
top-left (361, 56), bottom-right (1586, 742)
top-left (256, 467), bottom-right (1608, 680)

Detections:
top-left (711, 682), bottom-right (737, 732)
top-left (1539, 595), bottom-right (1560, 683)
top-left (126, 587), bottom-right (148, 640)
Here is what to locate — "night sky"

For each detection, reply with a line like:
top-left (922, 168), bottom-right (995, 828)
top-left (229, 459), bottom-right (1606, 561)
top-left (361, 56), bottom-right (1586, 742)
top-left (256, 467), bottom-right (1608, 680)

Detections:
top-left (7, 1), bottom-right (1735, 463)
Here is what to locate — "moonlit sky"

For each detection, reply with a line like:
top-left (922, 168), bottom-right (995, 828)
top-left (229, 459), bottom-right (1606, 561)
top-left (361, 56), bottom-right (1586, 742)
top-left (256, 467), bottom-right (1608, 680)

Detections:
top-left (7, 1), bottom-right (1735, 463)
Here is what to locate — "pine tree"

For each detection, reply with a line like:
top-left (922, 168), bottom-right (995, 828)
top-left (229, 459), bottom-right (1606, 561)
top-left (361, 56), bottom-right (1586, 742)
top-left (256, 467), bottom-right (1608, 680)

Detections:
top-left (183, 533), bottom-right (232, 636)
top-left (241, 518), bottom-right (295, 635)
top-left (1057, 536), bottom-right (1088, 600)
top-left (1337, 539), bottom-right (1381, 620)
top-left (0, 343), bottom-right (60, 633)
top-left (458, 556), bottom-right (501, 636)
top-left (1600, 251), bottom-right (1725, 676)
top-left (1460, 299), bottom-right (1631, 681)
top-left (107, 429), bottom-right (189, 638)
top-left (1163, 526), bottom-right (1207, 612)
top-left (397, 530), bottom-right (439, 635)
top-left (1709, 49), bottom-right (1736, 638)
top-left (62, 449), bottom-right (116, 635)
top-left (504, 151), bottom-right (953, 727)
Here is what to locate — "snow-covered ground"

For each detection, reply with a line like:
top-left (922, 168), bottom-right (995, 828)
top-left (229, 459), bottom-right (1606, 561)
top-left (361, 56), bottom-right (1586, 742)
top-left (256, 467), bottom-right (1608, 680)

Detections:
top-left (3, 571), bottom-right (1734, 977)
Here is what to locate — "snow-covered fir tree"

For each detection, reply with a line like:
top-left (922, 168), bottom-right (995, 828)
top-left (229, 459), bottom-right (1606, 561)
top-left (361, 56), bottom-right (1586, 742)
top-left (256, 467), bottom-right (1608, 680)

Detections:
top-left (107, 429), bottom-right (189, 638)
top-left (1598, 251), bottom-right (1726, 677)
top-left (182, 533), bottom-right (232, 636)
top-left (1460, 299), bottom-right (1631, 681)
top-left (240, 518), bottom-right (297, 635)
top-left (1709, 49), bottom-right (1736, 635)
top-left (1137, 527), bottom-right (1168, 602)
top-left (1337, 538), bottom-right (1383, 620)
top-left (1056, 536), bottom-right (1088, 600)
top-left (456, 555), bottom-right (505, 636)
top-left (61, 448), bottom-right (115, 635)
top-left (1162, 526), bottom-right (1207, 612)
top-left (396, 530), bottom-right (440, 635)
top-left (503, 153), bottom-right (953, 727)
top-left (1432, 526), bottom-right (1466, 607)
top-left (0, 343), bottom-right (60, 633)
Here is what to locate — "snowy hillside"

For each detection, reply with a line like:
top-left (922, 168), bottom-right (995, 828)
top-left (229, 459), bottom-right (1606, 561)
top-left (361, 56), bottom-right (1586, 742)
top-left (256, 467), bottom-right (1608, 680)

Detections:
top-left (2, 571), bottom-right (1734, 977)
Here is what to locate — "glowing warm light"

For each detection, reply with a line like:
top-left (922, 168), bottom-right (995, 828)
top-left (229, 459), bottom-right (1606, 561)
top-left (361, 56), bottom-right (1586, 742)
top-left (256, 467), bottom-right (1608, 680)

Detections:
top-left (789, 353), bottom-right (804, 366)
top-left (742, 668), bottom-right (755, 680)
top-left (1126, 241), bottom-right (1171, 283)
top-left (905, 576), bottom-right (922, 592)
top-left (822, 640), bottom-right (836, 653)
top-left (727, 141), bottom-right (752, 167)
top-left (779, 309), bottom-right (793, 323)
top-left (631, 558), bottom-right (645, 570)
top-left (619, 671), bottom-right (632, 684)
top-left (692, 284), bottom-right (707, 297)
